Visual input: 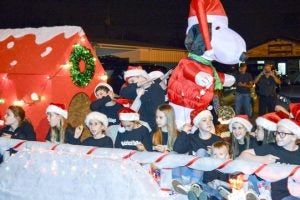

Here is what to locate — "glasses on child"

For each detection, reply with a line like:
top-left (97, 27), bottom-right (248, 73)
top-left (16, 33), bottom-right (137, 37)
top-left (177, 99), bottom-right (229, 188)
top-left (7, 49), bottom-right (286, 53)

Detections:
top-left (273, 131), bottom-right (294, 138)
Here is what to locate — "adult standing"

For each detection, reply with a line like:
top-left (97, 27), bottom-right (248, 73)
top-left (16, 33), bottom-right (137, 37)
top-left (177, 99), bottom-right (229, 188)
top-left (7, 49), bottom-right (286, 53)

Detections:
top-left (254, 63), bottom-right (281, 115)
top-left (234, 63), bottom-right (253, 119)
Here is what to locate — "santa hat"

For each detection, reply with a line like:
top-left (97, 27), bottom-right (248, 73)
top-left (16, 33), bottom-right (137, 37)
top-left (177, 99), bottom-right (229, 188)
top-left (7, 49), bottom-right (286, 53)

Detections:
top-left (290, 103), bottom-right (300, 122)
top-left (46, 103), bottom-right (68, 119)
top-left (124, 66), bottom-right (149, 80)
top-left (94, 82), bottom-right (113, 96)
top-left (148, 70), bottom-right (164, 80)
top-left (229, 115), bottom-right (253, 132)
top-left (190, 107), bottom-right (213, 127)
top-left (118, 107), bottom-right (139, 121)
top-left (113, 98), bottom-right (133, 108)
top-left (85, 112), bottom-right (108, 128)
top-left (256, 112), bottom-right (283, 132)
top-left (277, 119), bottom-right (300, 138)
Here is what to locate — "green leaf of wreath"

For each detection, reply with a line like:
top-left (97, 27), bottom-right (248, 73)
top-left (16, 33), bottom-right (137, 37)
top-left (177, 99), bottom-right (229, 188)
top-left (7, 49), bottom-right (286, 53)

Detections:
top-left (69, 44), bottom-right (95, 87)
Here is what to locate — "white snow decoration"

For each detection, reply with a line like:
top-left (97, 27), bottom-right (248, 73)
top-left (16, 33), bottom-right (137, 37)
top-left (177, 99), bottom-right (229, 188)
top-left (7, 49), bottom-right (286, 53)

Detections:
top-left (10, 60), bottom-right (17, 66)
top-left (0, 149), bottom-right (167, 200)
top-left (41, 47), bottom-right (52, 57)
top-left (7, 41), bottom-right (14, 49)
top-left (0, 26), bottom-right (84, 44)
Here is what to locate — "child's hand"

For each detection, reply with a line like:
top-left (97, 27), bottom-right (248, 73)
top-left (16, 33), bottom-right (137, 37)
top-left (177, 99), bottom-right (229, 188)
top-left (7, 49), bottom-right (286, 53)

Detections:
top-left (136, 144), bottom-right (146, 151)
top-left (74, 125), bottom-right (84, 139)
top-left (154, 145), bottom-right (166, 153)
top-left (182, 123), bottom-right (192, 133)
top-left (136, 87), bottom-right (145, 97)
top-left (1, 133), bottom-right (12, 139)
top-left (263, 154), bottom-right (279, 164)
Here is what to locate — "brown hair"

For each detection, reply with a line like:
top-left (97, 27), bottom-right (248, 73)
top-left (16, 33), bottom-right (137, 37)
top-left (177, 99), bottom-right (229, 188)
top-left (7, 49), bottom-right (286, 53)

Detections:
top-left (212, 140), bottom-right (231, 155)
top-left (8, 106), bottom-right (27, 127)
top-left (152, 104), bottom-right (178, 151)
top-left (95, 85), bottom-right (110, 94)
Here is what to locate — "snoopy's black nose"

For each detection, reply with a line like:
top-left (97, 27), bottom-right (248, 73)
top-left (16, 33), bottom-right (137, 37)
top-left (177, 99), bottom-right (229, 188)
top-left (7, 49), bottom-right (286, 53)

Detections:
top-left (239, 52), bottom-right (248, 62)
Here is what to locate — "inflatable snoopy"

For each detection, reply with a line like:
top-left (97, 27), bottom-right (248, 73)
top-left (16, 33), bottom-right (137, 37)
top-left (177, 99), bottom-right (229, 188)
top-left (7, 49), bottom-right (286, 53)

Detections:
top-left (168, 0), bottom-right (247, 128)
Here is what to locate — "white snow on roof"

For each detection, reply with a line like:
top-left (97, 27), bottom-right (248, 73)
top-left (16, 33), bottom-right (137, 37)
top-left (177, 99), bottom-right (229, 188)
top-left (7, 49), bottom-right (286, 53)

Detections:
top-left (0, 26), bottom-right (84, 44)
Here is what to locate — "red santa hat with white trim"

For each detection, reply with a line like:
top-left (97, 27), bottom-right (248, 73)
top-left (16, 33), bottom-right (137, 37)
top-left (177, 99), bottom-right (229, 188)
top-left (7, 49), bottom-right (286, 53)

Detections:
top-left (190, 106), bottom-right (213, 127)
top-left (118, 107), bottom-right (140, 121)
top-left (124, 66), bottom-right (149, 80)
top-left (229, 115), bottom-right (253, 132)
top-left (256, 111), bottom-right (289, 132)
top-left (277, 118), bottom-right (300, 138)
top-left (46, 103), bottom-right (68, 119)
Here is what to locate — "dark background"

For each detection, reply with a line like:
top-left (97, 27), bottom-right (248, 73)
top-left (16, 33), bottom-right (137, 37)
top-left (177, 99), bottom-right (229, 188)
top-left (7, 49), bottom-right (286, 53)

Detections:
top-left (1, 0), bottom-right (299, 48)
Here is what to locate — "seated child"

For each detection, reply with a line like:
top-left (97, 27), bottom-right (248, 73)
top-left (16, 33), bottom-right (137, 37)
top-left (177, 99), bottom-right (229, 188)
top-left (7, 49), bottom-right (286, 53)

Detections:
top-left (114, 107), bottom-right (152, 151)
top-left (90, 83), bottom-right (123, 126)
top-left (188, 141), bottom-right (231, 200)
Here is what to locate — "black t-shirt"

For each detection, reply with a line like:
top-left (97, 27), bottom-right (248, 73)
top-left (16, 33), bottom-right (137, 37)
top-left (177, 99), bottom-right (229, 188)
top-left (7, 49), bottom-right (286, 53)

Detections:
top-left (81, 136), bottom-right (113, 148)
top-left (90, 96), bottom-right (123, 126)
top-left (254, 144), bottom-right (300, 199)
top-left (173, 130), bottom-right (222, 154)
top-left (235, 72), bottom-right (252, 94)
top-left (0, 121), bottom-right (36, 141)
top-left (115, 125), bottom-right (152, 151)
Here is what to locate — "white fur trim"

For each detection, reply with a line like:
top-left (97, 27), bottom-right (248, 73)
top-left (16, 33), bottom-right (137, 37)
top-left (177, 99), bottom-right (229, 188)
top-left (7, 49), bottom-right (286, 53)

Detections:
top-left (193, 110), bottom-right (213, 127)
top-left (148, 71), bottom-right (164, 80)
top-left (223, 74), bottom-right (236, 87)
top-left (94, 83), bottom-right (113, 96)
top-left (119, 113), bottom-right (140, 121)
top-left (278, 119), bottom-right (300, 138)
top-left (124, 69), bottom-right (149, 80)
top-left (229, 117), bottom-right (252, 132)
top-left (85, 112), bottom-right (108, 128)
top-left (256, 117), bottom-right (277, 131)
top-left (46, 105), bottom-right (68, 119)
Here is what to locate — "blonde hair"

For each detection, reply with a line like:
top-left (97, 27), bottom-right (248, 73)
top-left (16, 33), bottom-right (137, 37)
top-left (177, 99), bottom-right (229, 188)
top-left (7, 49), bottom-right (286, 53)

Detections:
top-left (49, 114), bottom-right (68, 143)
top-left (152, 104), bottom-right (178, 151)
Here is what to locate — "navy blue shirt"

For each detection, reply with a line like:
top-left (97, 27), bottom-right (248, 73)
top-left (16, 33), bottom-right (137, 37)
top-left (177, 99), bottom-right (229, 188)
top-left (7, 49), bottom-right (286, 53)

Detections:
top-left (235, 72), bottom-right (252, 94)
top-left (115, 125), bottom-right (152, 151)
top-left (0, 121), bottom-right (36, 141)
top-left (173, 130), bottom-right (222, 154)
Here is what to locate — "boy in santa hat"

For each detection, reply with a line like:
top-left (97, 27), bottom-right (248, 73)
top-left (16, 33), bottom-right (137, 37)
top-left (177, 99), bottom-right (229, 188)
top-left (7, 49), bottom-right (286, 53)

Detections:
top-left (114, 107), bottom-right (152, 151)
top-left (90, 82), bottom-right (123, 126)
top-left (239, 118), bottom-right (300, 200)
top-left (69, 111), bottom-right (113, 148)
top-left (120, 66), bottom-right (165, 130)
top-left (172, 108), bottom-right (223, 195)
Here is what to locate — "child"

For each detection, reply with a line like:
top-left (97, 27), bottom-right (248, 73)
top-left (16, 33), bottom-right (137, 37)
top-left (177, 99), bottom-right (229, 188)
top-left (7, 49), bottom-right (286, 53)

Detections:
top-left (255, 112), bottom-right (280, 145)
top-left (172, 109), bottom-right (223, 194)
top-left (45, 103), bottom-right (75, 143)
top-left (0, 105), bottom-right (36, 141)
top-left (119, 66), bottom-right (165, 130)
top-left (188, 141), bottom-right (231, 200)
top-left (228, 115), bottom-right (256, 159)
top-left (152, 104), bottom-right (178, 152)
top-left (240, 118), bottom-right (300, 200)
top-left (114, 107), bottom-right (152, 151)
top-left (71, 112), bottom-right (113, 148)
top-left (90, 83), bottom-right (123, 126)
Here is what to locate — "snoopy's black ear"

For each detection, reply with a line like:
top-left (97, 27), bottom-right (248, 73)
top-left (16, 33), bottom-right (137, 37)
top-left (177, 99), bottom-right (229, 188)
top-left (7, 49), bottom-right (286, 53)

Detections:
top-left (184, 24), bottom-right (205, 56)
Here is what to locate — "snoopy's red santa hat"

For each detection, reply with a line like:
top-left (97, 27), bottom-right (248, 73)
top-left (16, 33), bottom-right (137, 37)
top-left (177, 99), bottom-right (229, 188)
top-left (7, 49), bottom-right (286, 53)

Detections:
top-left (94, 82), bottom-right (113, 97)
top-left (256, 111), bottom-right (289, 132)
top-left (124, 66), bottom-right (149, 81)
top-left (229, 115), bottom-right (253, 132)
top-left (118, 107), bottom-right (139, 121)
top-left (190, 106), bottom-right (213, 127)
top-left (187, 0), bottom-right (227, 51)
top-left (46, 103), bottom-right (68, 119)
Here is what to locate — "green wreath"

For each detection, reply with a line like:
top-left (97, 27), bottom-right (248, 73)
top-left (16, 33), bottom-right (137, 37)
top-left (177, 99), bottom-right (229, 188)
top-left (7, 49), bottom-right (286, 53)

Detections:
top-left (69, 44), bottom-right (95, 87)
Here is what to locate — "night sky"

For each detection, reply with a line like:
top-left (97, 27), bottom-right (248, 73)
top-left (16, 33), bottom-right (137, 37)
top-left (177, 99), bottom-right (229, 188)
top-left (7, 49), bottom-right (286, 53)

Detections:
top-left (1, 0), bottom-right (299, 49)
